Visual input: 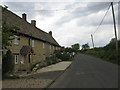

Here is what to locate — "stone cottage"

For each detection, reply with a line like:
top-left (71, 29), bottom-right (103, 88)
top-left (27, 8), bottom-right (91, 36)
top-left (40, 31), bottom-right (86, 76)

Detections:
top-left (2, 8), bottom-right (61, 71)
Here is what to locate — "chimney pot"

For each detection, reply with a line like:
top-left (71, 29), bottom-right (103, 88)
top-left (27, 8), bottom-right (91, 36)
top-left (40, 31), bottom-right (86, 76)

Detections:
top-left (22, 13), bottom-right (26, 21)
top-left (31, 20), bottom-right (36, 27)
top-left (49, 31), bottom-right (52, 36)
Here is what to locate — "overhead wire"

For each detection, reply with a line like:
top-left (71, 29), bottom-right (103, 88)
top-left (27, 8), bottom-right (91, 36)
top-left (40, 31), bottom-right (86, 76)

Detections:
top-left (87, 2), bottom-right (112, 47)
top-left (92, 3), bottom-right (111, 35)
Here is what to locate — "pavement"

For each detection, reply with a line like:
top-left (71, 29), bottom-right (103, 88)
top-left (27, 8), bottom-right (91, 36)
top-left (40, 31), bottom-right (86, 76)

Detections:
top-left (2, 61), bottom-right (72, 88)
top-left (26, 61), bottom-right (72, 80)
top-left (18, 61), bottom-right (71, 77)
top-left (48, 53), bottom-right (118, 88)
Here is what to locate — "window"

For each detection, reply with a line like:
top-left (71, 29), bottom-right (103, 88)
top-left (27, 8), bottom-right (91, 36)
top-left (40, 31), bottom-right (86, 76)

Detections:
top-left (15, 55), bottom-right (18, 64)
top-left (43, 43), bottom-right (45, 48)
top-left (14, 35), bottom-right (19, 45)
top-left (53, 46), bottom-right (54, 50)
top-left (28, 54), bottom-right (31, 63)
top-left (56, 47), bottom-right (58, 50)
top-left (32, 39), bottom-right (35, 47)
top-left (50, 45), bottom-right (51, 52)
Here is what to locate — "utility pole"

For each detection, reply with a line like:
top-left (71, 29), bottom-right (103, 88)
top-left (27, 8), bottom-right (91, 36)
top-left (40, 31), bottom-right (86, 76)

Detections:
top-left (111, 2), bottom-right (118, 63)
top-left (91, 34), bottom-right (95, 49)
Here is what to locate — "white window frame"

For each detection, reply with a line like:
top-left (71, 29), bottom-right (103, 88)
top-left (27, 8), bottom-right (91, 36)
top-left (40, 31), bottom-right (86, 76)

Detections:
top-left (15, 55), bottom-right (18, 64)
top-left (43, 43), bottom-right (45, 49)
top-left (14, 35), bottom-right (19, 45)
top-left (32, 39), bottom-right (35, 47)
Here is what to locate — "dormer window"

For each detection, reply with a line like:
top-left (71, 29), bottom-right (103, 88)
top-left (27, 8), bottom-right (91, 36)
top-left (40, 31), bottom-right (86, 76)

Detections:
top-left (14, 35), bottom-right (19, 45)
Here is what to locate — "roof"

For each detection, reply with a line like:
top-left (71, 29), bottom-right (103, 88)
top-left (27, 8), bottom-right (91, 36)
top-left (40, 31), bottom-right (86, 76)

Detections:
top-left (20, 45), bottom-right (33, 55)
top-left (2, 8), bottom-right (60, 47)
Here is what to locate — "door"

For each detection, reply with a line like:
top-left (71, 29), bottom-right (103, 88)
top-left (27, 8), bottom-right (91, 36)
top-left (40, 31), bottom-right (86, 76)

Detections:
top-left (20, 55), bottom-right (24, 64)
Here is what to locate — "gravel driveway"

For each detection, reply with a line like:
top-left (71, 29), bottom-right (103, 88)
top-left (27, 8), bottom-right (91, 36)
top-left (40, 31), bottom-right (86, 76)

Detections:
top-left (3, 78), bottom-right (52, 88)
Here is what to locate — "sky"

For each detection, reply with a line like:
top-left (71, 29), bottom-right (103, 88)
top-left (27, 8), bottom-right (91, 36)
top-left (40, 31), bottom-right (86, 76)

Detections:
top-left (0, 0), bottom-right (120, 48)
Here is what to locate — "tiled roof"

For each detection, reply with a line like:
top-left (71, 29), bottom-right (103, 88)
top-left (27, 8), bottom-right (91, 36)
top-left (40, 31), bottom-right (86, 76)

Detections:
top-left (2, 8), bottom-right (60, 47)
top-left (20, 45), bottom-right (33, 55)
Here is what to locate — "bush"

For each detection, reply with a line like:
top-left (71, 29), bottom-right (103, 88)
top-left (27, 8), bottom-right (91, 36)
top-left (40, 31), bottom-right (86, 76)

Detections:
top-left (46, 56), bottom-right (59, 65)
top-left (82, 40), bottom-right (120, 65)
top-left (2, 50), bottom-right (14, 77)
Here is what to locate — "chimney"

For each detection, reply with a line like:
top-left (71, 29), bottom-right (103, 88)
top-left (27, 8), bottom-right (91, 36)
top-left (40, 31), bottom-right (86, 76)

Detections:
top-left (22, 13), bottom-right (27, 21)
top-left (49, 31), bottom-right (52, 36)
top-left (31, 20), bottom-right (36, 27)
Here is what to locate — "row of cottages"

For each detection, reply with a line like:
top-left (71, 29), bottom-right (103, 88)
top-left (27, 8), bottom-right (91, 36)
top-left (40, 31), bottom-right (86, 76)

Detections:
top-left (2, 8), bottom-right (61, 72)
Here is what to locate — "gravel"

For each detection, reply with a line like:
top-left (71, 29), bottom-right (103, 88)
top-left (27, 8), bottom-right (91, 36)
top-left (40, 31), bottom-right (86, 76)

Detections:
top-left (2, 78), bottom-right (52, 88)
top-left (2, 61), bottom-right (72, 88)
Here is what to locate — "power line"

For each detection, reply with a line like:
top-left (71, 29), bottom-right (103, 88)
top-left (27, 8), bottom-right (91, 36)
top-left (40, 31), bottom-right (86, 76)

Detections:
top-left (92, 3), bottom-right (111, 35)
top-left (87, 3), bottom-right (111, 47)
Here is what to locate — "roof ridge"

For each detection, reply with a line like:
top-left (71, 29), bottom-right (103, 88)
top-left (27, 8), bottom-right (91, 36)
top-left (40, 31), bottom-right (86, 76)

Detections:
top-left (3, 7), bottom-right (60, 47)
top-left (6, 8), bottom-right (49, 35)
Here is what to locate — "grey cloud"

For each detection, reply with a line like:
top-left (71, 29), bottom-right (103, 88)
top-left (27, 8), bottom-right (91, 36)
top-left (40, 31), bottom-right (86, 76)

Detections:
top-left (3, 2), bottom-right (55, 18)
top-left (77, 12), bottom-right (113, 26)
top-left (55, 2), bottom-right (111, 26)
top-left (3, 2), bottom-right (35, 11)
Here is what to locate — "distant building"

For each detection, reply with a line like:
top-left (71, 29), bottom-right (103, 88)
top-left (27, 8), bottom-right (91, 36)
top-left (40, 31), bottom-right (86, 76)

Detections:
top-left (2, 7), bottom-right (61, 71)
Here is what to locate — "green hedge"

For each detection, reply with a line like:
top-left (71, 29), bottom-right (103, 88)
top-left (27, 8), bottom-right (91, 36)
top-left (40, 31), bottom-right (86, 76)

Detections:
top-left (2, 50), bottom-right (14, 77)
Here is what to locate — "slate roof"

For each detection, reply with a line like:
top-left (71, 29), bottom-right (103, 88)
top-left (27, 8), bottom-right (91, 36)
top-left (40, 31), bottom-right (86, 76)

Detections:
top-left (20, 45), bottom-right (33, 55)
top-left (2, 8), bottom-right (60, 47)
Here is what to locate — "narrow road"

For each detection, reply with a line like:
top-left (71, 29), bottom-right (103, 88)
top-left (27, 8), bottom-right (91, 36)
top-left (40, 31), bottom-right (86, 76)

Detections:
top-left (48, 54), bottom-right (118, 88)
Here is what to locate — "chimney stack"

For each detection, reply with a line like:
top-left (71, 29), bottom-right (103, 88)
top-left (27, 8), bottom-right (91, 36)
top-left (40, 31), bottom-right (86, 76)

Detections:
top-left (31, 20), bottom-right (36, 27)
top-left (49, 31), bottom-right (52, 36)
top-left (22, 13), bottom-right (27, 21)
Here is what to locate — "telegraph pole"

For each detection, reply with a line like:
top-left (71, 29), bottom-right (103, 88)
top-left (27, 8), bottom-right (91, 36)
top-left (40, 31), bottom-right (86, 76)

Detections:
top-left (111, 2), bottom-right (118, 63)
top-left (91, 34), bottom-right (95, 49)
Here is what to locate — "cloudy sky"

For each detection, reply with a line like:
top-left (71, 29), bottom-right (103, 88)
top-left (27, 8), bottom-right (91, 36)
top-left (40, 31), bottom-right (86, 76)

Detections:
top-left (0, 0), bottom-right (120, 48)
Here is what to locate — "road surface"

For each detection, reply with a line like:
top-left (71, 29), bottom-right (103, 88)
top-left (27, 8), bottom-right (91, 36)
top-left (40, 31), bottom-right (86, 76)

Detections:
top-left (48, 54), bottom-right (118, 88)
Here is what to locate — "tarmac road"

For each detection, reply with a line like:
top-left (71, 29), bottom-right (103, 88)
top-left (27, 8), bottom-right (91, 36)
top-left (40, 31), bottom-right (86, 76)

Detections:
top-left (48, 53), bottom-right (118, 88)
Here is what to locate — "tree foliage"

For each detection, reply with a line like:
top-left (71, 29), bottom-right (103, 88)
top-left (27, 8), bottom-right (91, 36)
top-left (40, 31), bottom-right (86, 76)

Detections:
top-left (2, 22), bottom-right (19, 49)
top-left (71, 43), bottom-right (80, 50)
top-left (82, 43), bottom-right (90, 50)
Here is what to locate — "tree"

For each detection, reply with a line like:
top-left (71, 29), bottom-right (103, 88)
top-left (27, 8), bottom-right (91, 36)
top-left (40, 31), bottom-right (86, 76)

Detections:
top-left (2, 22), bottom-right (19, 49)
top-left (110, 38), bottom-right (116, 43)
top-left (82, 43), bottom-right (90, 51)
top-left (71, 43), bottom-right (80, 51)
top-left (2, 6), bottom-right (19, 49)
top-left (64, 47), bottom-right (75, 53)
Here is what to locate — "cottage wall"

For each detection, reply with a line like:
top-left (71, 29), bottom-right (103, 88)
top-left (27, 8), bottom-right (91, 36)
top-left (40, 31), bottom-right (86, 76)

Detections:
top-left (9, 35), bottom-right (58, 71)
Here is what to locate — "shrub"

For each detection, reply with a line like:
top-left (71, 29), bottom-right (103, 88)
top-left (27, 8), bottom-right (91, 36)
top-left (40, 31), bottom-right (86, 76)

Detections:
top-left (2, 50), bottom-right (14, 77)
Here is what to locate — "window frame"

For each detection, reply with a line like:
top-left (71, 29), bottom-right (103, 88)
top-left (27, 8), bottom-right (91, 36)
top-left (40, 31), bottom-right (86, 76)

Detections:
top-left (50, 45), bottom-right (51, 52)
top-left (43, 43), bottom-right (45, 49)
top-left (14, 35), bottom-right (19, 45)
top-left (32, 39), bottom-right (35, 47)
top-left (15, 55), bottom-right (18, 64)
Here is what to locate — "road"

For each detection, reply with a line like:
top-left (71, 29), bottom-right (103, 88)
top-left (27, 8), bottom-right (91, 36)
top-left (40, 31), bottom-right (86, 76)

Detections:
top-left (48, 54), bottom-right (118, 88)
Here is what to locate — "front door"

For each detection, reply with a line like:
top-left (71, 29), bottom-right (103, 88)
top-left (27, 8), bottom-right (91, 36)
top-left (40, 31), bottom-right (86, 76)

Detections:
top-left (19, 55), bottom-right (26, 71)
top-left (20, 55), bottom-right (24, 64)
